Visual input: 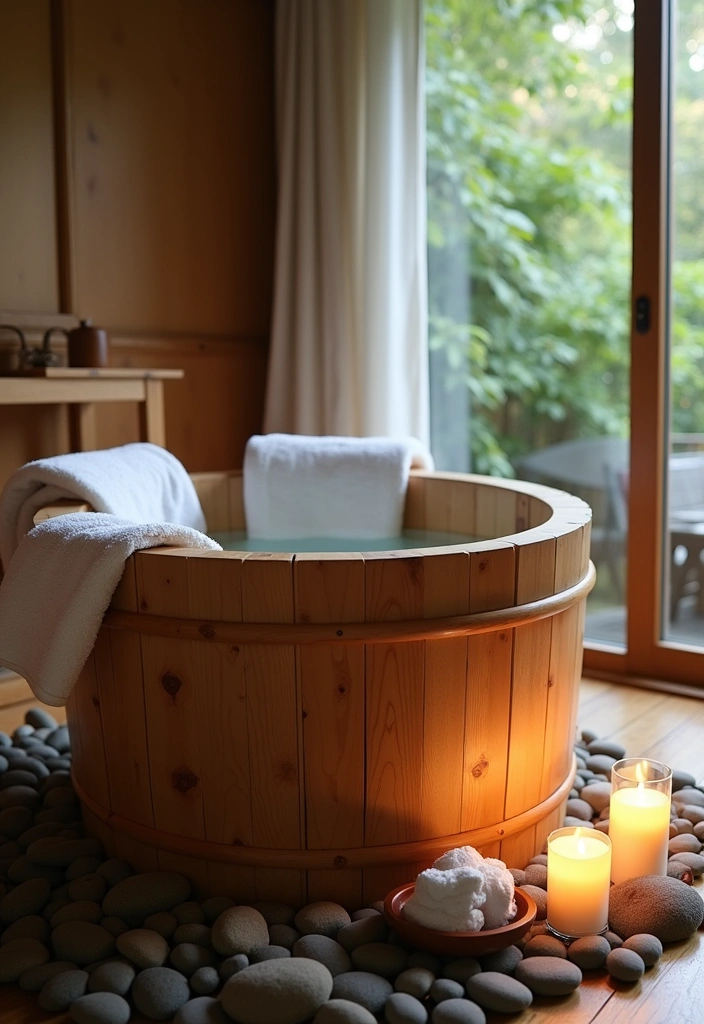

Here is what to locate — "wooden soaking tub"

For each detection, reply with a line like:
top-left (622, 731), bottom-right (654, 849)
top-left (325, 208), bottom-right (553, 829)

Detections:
top-left (65, 469), bottom-right (594, 909)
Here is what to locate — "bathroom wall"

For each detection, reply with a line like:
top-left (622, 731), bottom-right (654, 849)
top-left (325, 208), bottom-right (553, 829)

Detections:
top-left (0, 0), bottom-right (275, 487)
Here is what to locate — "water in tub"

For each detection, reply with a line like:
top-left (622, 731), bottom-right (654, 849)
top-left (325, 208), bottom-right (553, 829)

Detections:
top-left (209, 529), bottom-right (481, 552)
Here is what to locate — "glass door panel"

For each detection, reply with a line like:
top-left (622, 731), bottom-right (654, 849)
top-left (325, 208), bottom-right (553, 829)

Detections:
top-left (663, 0), bottom-right (704, 649)
top-left (425, 0), bottom-right (633, 649)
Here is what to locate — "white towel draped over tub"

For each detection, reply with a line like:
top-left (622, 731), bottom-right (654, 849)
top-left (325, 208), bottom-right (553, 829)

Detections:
top-left (0, 442), bottom-right (207, 570)
top-left (243, 433), bottom-right (435, 540)
top-left (0, 514), bottom-right (221, 706)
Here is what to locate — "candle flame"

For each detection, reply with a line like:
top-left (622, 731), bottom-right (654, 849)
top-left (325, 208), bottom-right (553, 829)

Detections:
top-left (635, 760), bottom-right (649, 783)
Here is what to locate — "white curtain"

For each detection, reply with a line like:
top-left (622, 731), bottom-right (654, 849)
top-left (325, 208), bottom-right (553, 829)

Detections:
top-left (264, 0), bottom-right (429, 444)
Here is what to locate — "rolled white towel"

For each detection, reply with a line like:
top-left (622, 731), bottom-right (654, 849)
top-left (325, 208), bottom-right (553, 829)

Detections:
top-left (403, 866), bottom-right (486, 933)
top-left (243, 433), bottom-right (434, 541)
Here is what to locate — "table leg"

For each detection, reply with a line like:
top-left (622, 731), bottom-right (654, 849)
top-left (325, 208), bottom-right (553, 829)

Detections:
top-left (68, 402), bottom-right (99, 452)
top-left (138, 379), bottom-right (166, 447)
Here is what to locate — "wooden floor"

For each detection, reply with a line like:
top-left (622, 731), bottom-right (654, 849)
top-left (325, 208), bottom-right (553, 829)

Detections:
top-left (1, 678), bottom-right (703, 1023)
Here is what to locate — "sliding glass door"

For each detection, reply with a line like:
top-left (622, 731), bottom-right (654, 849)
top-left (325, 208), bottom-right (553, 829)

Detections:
top-left (426, 0), bottom-right (704, 687)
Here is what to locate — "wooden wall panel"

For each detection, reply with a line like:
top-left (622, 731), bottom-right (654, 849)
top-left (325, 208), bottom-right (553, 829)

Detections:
top-left (65, 0), bottom-right (276, 336)
top-left (0, 0), bottom-right (59, 311)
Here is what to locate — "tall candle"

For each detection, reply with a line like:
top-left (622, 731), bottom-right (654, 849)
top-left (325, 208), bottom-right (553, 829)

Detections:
top-left (609, 758), bottom-right (672, 885)
top-left (547, 826), bottom-right (612, 939)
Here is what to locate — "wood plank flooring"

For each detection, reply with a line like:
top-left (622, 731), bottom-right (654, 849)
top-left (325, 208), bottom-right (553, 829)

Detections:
top-left (0, 678), bottom-right (703, 1023)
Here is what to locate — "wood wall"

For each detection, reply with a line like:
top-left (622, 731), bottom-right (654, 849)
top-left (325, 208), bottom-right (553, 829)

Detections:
top-left (0, 0), bottom-right (275, 488)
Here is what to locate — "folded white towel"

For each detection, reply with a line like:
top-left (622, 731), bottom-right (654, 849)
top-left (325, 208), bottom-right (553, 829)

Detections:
top-left (0, 443), bottom-right (207, 569)
top-left (243, 434), bottom-right (435, 540)
top-left (0, 513), bottom-right (221, 706)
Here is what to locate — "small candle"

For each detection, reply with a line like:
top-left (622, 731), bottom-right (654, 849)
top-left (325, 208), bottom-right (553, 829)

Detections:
top-left (547, 826), bottom-right (612, 939)
top-left (609, 757), bottom-right (672, 885)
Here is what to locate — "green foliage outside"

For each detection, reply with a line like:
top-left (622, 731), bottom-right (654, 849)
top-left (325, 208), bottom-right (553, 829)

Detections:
top-left (426, 0), bottom-right (704, 476)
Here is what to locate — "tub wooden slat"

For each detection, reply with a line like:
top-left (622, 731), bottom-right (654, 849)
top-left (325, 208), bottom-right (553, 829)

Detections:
top-left (295, 553), bottom-right (365, 909)
top-left (476, 486), bottom-right (518, 540)
top-left (420, 550), bottom-right (470, 841)
top-left (228, 473), bottom-right (246, 531)
top-left (363, 555), bottom-right (425, 901)
top-left (462, 545), bottom-right (515, 834)
top-left (70, 646), bottom-right (110, 812)
top-left (142, 636), bottom-right (207, 841)
top-left (540, 525), bottom-right (589, 800)
top-left (403, 474), bottom-right (426, 529)
top-left (187, 553), bottom-right (256, 900)
top-left (242, 553), bottom-right (303, 905)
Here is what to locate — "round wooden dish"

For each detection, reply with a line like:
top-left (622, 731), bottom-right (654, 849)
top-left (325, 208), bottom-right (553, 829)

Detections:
top-left (384, 883), bottom-right (537, 956)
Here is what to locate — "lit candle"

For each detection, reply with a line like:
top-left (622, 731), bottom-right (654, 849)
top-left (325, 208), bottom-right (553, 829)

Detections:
top-left (547, 826), bottom-right (612, 939)
top-left (609, 757), bottom-right (672, 885)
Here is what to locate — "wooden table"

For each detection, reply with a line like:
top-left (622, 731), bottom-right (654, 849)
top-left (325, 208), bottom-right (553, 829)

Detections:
top-left (0, 368), bottom-right (183, 451)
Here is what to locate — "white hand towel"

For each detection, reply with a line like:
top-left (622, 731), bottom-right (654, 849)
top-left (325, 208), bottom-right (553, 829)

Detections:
top-left (243, 433), bottom-right (435, 540)
top-left (0, 443), bottom-right (207, 569)
top-left (0, 513), bottom-right (221, 706)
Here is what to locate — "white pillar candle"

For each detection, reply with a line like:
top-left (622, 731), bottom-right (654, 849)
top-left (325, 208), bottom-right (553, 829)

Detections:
top-left (609, 758), bottom-right (672, 885)
top-left (547, 826), bottom-right (612, 939)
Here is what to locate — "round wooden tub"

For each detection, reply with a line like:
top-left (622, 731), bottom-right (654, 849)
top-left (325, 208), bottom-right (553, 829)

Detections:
top-left (67, 470), bottom-right (594, 909)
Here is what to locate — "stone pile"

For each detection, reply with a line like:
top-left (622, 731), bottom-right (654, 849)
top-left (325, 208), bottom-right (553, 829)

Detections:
top-left (0, 715), bottom-right (701, 1023)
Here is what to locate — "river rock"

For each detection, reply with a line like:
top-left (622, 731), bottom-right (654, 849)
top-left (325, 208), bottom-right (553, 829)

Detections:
top-left (172, 901), bottom-right (206, 926)
top-left (523, 864), bottom-right (548, 888)
top-left (580, 781), bottom-right (612, 813)
top-left (609, 875), bottom-right (704, 941)
top-left (587, 739), bottom-right (626, 759)
top-left (189, 965), bottom-right (220, 995)
top-left (116, 927), bottom-right (170, 968)
top-left (667, 860), bottom-right (694, 884)
top-left (395, 967), bottom-right (435, 998)
top-left (676, 788), bottom-right (704, 807)
top-left (295, 901), bottom-right (351, 937)
top-left (565, 798), bottom-right (594, 821)
top-left (670, 852), bottom-right (704, 877)
top-left (0, 877), bottom-right (51, 923)
top-left (38, 968), bottom-right (89, 1010)
top-left (429, 978), bottom-right (464, 1002)
top-left (586, 754), bottom-right (617, 774)
top-left (331, 971), bottom-right (394, 1013)
top-left (621, 933), bottom-right (663, 967)
top-left (0, 913), bottom-right (49, 945)
top-left (519, 885), bottom-right (547, 920)
top-left (567, 934), bottom-right (611, 970)
top-left (144, 912), bottom-right (178, 940)
top-left (19, 959), bottom-right (77, 991)
top-left (0, 805), bottom-right (33, 838)
top-left (269, 924), bottom-right (300, 950)
top-left (293, 934), bottom-right (351, 976)
top-left (465, 972), bottom-right (533, 1013)
top-left (351, 941), bottom-right (408, 978)
top-left (27, 837), bottom-right (100, 867)
top-left (313, 999), bottom-right (377, 1023)
top-left (430, 1002), bottom-right (487, 1024)
top-left (132, 966), bottom-right (191, 1020)
top-left (52, 900), bottom-right (103, 926)
top-left (669, 833), bottom-right (702, 856)
top-left (407, 952), bottom-right (442, 975)
top-left (87, 960), bottom-right (136, 996)
top-left (211, 906), bottom-right (269, 956)
top-left (51, 922), bottom-right (116, 964)
top-left (174, 923), bottom-right (212, 947)
top-left (219, 954), bottom-right (249, 981)
top-left (515, 956), bottom-right (582, 995)
top-left (69, 874), bottom-right (107, 903)
top-left (25, 709), bottom-right (57, 729)
top-left (100, 917), bottom-right (129, 939)
top-left (673, 818), bottom-right (695, 834)
top-left (479, 945), bottom-right (523, 975)
top-left (174, 997), bottom-right (230, 1024)
top-left (508, 868), bottom-right (526, 887)
top-left (170, 942), bottom-right (217, 976)
top-left (384, 991), bottom-right (428, 1024)
top-left (66, 857), bottom-right (103, 882)
top-left (0, 937), bottom-right (49, 982)
top-left (102, 872), bottom-right (191, 925)
top-left (522, 935), bottom-right (567, 959)
top-left (442, 959), bottom-right (481, 984)
top-left (70, 992), bottom-right (132, 1024)
top-left (336, 914), bottom-right (388, 952)
top-left (220, 957), bottom-right (333, 1024)
top-left (606, 947), bottom-right (645, 981)
top-left (201, 896), bottom-right (235, 924)
top-left (96, 860), bottom-right (133, 888)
